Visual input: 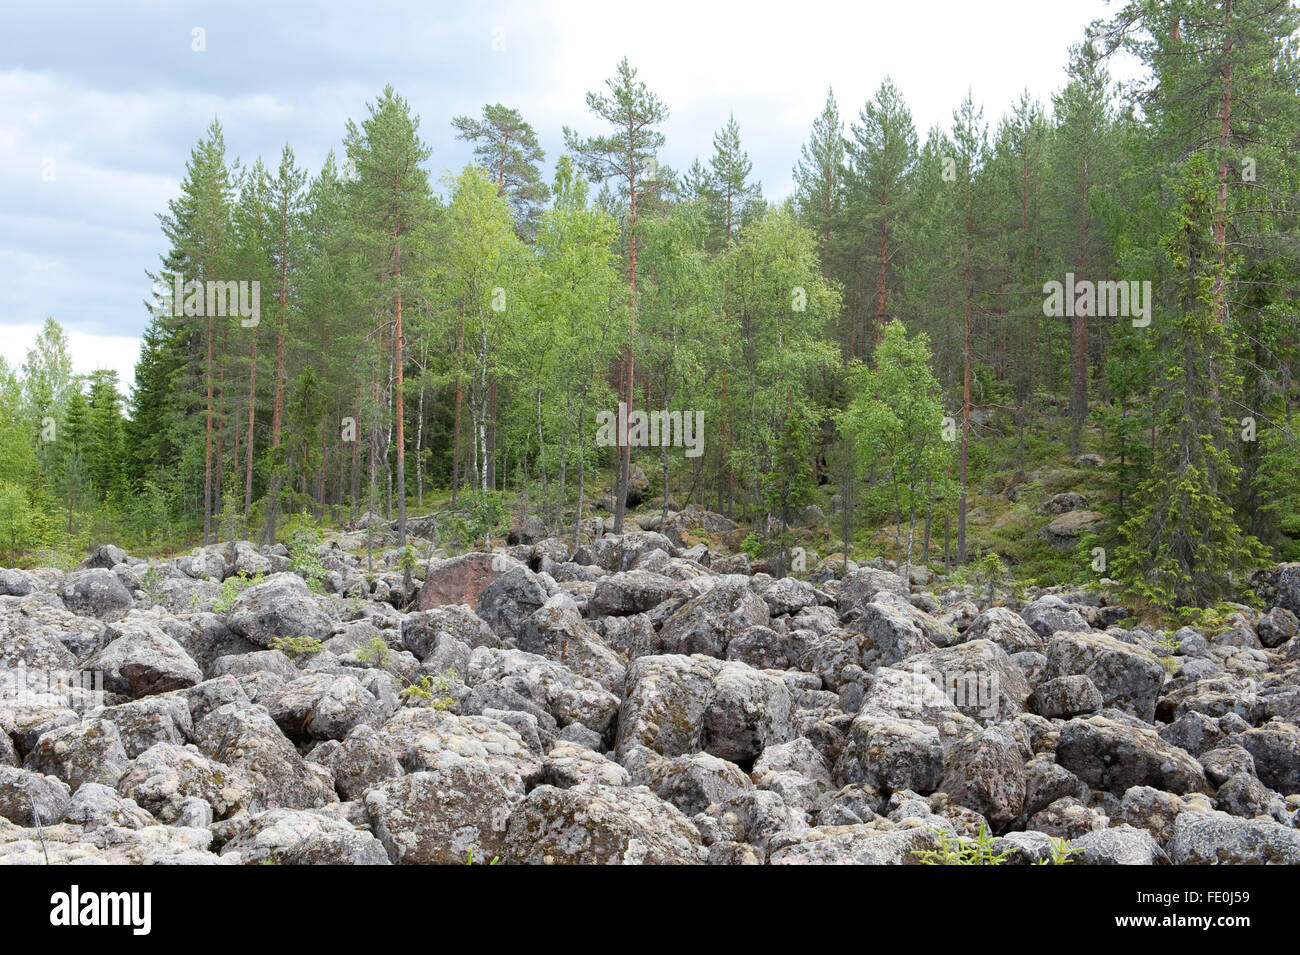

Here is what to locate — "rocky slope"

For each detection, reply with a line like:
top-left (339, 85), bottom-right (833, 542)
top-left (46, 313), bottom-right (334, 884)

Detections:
top-left (2, 523), bottom-right (1299, 865)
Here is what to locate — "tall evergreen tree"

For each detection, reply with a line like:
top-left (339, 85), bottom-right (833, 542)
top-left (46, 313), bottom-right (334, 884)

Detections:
top-left (564, 58), bottom-right (669, 534)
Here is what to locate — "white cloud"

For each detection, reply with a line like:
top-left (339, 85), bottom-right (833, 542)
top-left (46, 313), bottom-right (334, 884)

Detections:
top-left (0, 322), bottom-right (140, 396)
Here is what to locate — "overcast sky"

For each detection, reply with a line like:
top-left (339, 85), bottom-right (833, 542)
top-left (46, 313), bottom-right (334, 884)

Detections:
top-left (0, 0), bottom-right (1137, 392)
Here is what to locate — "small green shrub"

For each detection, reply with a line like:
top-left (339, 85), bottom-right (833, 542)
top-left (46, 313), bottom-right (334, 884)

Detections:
top-left (913, 823), bottom-right (1012, 866)
top-left (268, 635), bottom-right (325, 660)
top-left (1035, 836), bottom-right (1083, 865)
top-left (212, 572), bottom-right (255, 614)
top-left (400, 670), bottom-right (457, 709)
top-left (354, 636), bottom-right (391, 667)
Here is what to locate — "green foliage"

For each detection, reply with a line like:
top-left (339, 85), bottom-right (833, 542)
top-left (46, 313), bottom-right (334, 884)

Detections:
top-left (1034, 836), bottom-right (1083, 866)
top-left (287, 525), bottom-right (328, 593)
top-left (210, 572), bottom-right (254, 614)
top-left (0, 482), bottom-right (37, 566)
top-left (268, 635), bottom-right (325, 660)
top-left (974, 551), bottom-right (1007, 605)
top-left (353, 636), bottom-right (391, 667)
top-left (140, 564), bottom-right (167, 608)
top-left (913, 823), bottom-right (1012, 866)
top-left (400, 670), bottom-right (458, 710)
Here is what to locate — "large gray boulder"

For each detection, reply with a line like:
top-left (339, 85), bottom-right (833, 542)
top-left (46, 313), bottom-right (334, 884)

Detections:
top-left (937, 726), bottom-right (1028, 831)
top-left (84, 621), bottom-right (203, 698)
top-left (24, 718), bottom-right (130, 788)
top-left (856, 592), bottom-right (944, 666)
top-left (116, 741), bottom-right (253, 822)
top-left (1166, 809), bottom-right (1300, 864)
top-left (192, 702), bottom-right (336, 810)
top-left (1055, 715), bottom-right (1207, 796)
top-left (263, 673), bottom-right (394, 743)
top-left (1020, 595), bottom-right (1090, 638)
top-left (502, 784), bottom-right (704, 865)
top-left (1047, 631), bottom-right (1165, 722)
top-left (658, 577), bottom-right (770, 657)
top-left (964, 606), bottom-right (1043, 654)
top-left (589, 570), bottom-right (680, 617)
top-left (226, 573), bottom-right (337, 647)
top-left (365, 761), bottom-right (523, 865)
top-left (517, 599), bottom-right (627, 693)
top-left (59, 568), bottom-right (133, 619)
top-left (0, 766), bottom-right (71, 825)
top-left (475, 566), bottom-right (549, 643)
top-left (615, 654), bottom-right (721, 760)
top-left (467, 646), bottom-right (620, 738)
top-left (835, 713), bottom-right (944, 793)
top-left (401, 604), bottom-right (500, 659)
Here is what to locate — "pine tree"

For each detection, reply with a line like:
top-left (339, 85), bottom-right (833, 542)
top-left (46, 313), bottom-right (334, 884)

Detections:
top-left (343, 85), bottom-right (435, 546)
top-left (156, 118), bottom-right (237, 543)
top-left (844, 78), bottom-right (917, 352)
top-left (564, 57), bottom-right (668, 534)
top-left (452, 104), bottom-right (550, 239)
top-left (792, 87), bottom-right (846, 280)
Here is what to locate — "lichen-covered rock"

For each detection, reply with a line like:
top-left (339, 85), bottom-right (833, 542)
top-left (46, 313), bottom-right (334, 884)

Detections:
top-left (1166, 809), bottom-right (1300, 864)
top-left (116, 742), bottom-right (252, 821)
top-left (226, 573), bottom-right (337, 647)
top-left (589, 570), bottom-right (680, 617)
top-left (24, 718), bottom-right (130, 789)
top-left (937, 726), bottom-right (1028, 831)
top-left (768, 823), bottom-right (938, 865)
top-left (1073, 825), bottom-right (1168, 865)
top-left (365, 762), bottom-right (524, 864)
top-left (855, 592), bottom-right (942, 666)
top-left (262, 672), bottom-right (393, 743)
top-left (615, 654), bottom-right (721, 760)
top-left (835, 713), bottom-right (944, 793)
top-left (59, 568), bottom-right (133, 619)
top-left (214, 807), bottom-right (387, 864)
top-left (658, 577), bottom-right (770, 657)
top-left (1055, 716), bottom-right (1207, 796)
top-left (1031, 674), bottom-right (1103, 718)
top-left (60, 782), bottom-right (155, 830)
top-left (502, 784), bottom-right (704, 864)
top-left (0, 766), bottom-right (72, 825)
top-left (543, 741), bottom-right (630, 788)
top-left (517, 599), bottom-right (626, 693)
top-left (963, 606), bottom-right (1043, 654)
top-left (306, 724), bottom-right (403, 801)
top-left (385, 707), bottom-right (543, 793)
top-left (93, 696), bottom-right (193, 758)
top-left (467, 647), bottom-right (620, 738)
top-left (1228, 721), bottom-right (1300, 794)
top-left (1020, 595), bottom-right (1090, 638)
top-left (624, 748), bottom-right (752, 816)
top-left (192, 702), bottom-right (336, 810)
top-left (475, 566), bottom-right (549, 643)
top-left (699, 661), bottom-right (796, 765)
top-left (84, 622), bottom-right (203, 698)
top-left (1047, 631), bottom-right (1165, 722)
